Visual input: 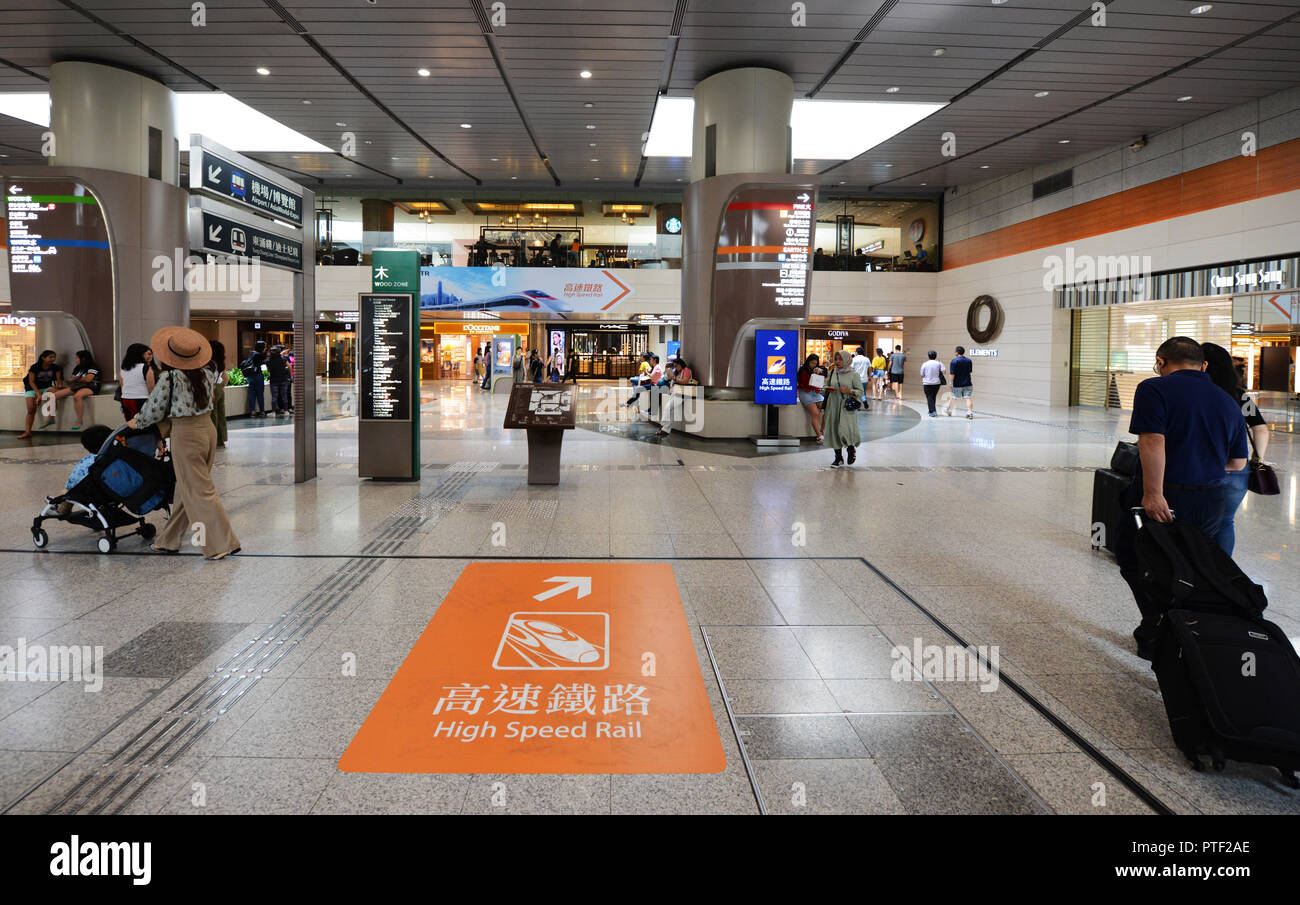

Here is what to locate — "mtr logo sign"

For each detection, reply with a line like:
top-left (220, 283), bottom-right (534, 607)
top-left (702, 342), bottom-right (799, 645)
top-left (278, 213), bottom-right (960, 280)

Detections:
top-left (339, 563), bottom-right (725, 774)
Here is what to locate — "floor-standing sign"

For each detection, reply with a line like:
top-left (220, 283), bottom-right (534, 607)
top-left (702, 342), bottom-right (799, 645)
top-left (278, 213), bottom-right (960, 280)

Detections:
top-left (360, 249), bottom-right (421, 479)
top-left (187, 134), bottom-right (316, 482)
top-left (753, 328), bottom-right (799, 446)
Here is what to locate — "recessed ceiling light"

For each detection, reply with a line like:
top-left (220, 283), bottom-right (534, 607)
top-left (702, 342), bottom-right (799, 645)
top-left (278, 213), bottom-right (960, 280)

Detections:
top-left (256, 67), bottom-right (270, 76)
top-left (590, 158), bottom-right (598, 162)
top-left (920, 182), bottom-right (927, 185)
top-left (882, 163), bottom-right (893, 167)
top-left (593, 177), bottom-right (600, 180)
top-left (589, 142), bottom-right (597, 147)
top-left (490, 157), bottom-right (499, 161)
top-left (839, 180), bottom-right (846, 185)
top-left (301, 99), bottom-right (312, 105)
top-left (1035, 91), bottom-right (1050, 98)
top-left (418, 68), bottom-right (431, 77)
top-left (585, 124), bottom-right (596, 129)
top-left (365, 140), bottom-right (372, 144)
top-left (335, 121), bottom-right (346, 127)
top-left (391, 157), bottom-right (399, 160)
top-left (1177, 95), bottom-right (1193, 102)
top-left (345, 174), bottom-right (352, 178)
top-left (980, 164), bottom-right (990, 168)
top-left (991, 0), bottom-right (1008, 5)
top-left (580, 70), bottom-right (592, 78)
top-left (1058, 139), bottom-right (1070, 144)
top-left (460, 123), bottom-right (472, 128)
top-left (583, 102), bottom-right (594, 108)
top-left (931, 48), bottom-right (946, 56)
top-left (885, 86), bottom-right (900, 93)
top-left (1190, 4), bottom-right (1212, 14)
top-left (511, 176), bottom-right (517, 180)
top-left (675, 178), bottom-right (683, 182)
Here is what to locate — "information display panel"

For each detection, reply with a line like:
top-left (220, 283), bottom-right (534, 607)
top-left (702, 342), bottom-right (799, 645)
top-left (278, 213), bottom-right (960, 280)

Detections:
top-left (503, 382), bottom-right (577, 430)
top-left (360, 293), bottom-right (414, 422)
top-left (754, 329), bottom-right (799, 405)
top-left (188, 197), bottom-right (303, 272)
top-left (189, 139), bottom-right (305, 227)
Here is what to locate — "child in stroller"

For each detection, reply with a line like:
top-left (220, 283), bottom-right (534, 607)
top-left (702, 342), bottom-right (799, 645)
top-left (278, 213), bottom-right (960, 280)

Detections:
top-left (32, 423), bottom-right (176, 553)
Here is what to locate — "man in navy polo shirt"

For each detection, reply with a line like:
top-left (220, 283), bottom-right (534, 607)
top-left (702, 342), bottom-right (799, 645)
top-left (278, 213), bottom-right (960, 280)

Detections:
top-left (1115, 336), bottom-right (1248, 657)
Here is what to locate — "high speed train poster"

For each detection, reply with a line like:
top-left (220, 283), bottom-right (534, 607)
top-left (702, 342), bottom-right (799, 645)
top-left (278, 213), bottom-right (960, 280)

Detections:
top-left (419, 267), bottom-right (632, 317)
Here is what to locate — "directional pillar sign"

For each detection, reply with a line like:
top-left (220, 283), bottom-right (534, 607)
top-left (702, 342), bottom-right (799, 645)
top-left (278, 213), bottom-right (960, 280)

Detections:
top-left (187, 196), bottom-right (304, 272)
top-left (754, 328), bottom-right (799, 405)
top-left (339, 563), bottom-right (727, 774)
top-left (189, 135), bottom-right (305, 227)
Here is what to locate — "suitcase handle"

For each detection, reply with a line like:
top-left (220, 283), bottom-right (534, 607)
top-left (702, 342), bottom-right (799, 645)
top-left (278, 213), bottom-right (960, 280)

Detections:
top-left (1130, 506), bottom-right (1175, 529)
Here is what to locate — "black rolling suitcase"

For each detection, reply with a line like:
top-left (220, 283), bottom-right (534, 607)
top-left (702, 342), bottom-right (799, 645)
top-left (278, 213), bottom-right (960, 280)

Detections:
top-left (1091, 442), bottom-right (1138, 552)
top-left (1091, 469), bottom-right (1130, 552)
top-left (1135, 514), bottom-right (1300, 785)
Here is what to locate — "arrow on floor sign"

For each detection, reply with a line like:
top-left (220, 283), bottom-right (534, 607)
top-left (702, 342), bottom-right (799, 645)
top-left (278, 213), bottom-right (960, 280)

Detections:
top-left (533, 576), bottom-right (592, 602)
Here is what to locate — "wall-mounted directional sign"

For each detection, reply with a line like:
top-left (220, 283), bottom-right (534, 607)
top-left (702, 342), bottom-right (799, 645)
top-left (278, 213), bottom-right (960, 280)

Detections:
top-left (188, 135), bottom-right (304, 227)
top-left (188, 196), bottom-right (303, 272)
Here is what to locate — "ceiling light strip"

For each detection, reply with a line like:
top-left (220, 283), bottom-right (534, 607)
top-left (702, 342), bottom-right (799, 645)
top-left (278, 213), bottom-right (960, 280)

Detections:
top-left (806, 0), bottom-right (900, 98)
top-left (469, 0), bottom-right (561, 186)
top-left (867, 6), bottom-right (1300, 190)
top-left (0, 55), bottom-right (49, 84)
top-left (53, 0), bottom-right (219, 89)
top-left (635, 0), bottom-right (691, 187)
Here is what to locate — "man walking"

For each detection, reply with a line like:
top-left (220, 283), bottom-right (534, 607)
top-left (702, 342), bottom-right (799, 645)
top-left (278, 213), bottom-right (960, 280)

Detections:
top-left (1114, 336), bottom-right (1249, 657)
top-left (945, 346), bottom-right (974, 418)
top-left (888, 345), bottom-right (907, 401)
top-left (851, 346), bottom-right (873, 406)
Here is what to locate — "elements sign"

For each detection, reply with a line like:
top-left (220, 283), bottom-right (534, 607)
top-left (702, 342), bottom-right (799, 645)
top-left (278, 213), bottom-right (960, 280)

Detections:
top-left (339, 563), bottom-right (726, 773)
top-left (754, 329), bottom-right (799, 405)
top-left (190, 203), bottom-right (303, 272)
top-left (192, 146), bottom-right (304, 227)
top-left (360, 293), bottom-right (413, 421)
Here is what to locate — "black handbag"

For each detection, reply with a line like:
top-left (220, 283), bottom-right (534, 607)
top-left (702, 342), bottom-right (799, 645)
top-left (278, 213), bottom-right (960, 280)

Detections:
top-left (1110, 441), bottom-right (1139, 477)
top-left (1247, 430), bottom-right (1279, 495)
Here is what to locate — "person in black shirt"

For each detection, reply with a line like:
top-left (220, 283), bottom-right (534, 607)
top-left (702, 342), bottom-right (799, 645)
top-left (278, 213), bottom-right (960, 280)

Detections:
top-left (944, 346), bottom-right (974, 418)
top-left (267, 346), bottom-right (292, 415)
top-left (19, 349), bottom-right (64, 438)
top-left (566, 349), bottom-right (579, 384)
top-left (1201, 341), bottom-right (1268, 555)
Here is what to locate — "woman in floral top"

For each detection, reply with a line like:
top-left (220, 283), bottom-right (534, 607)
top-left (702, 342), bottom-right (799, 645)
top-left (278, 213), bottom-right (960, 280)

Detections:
top-left (128, 327), bottom-right (240, 560)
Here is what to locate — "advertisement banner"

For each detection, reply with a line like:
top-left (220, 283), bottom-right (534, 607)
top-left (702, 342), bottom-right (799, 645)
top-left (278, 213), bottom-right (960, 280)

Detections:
top-left (419, 267), bottom-right (632, 316)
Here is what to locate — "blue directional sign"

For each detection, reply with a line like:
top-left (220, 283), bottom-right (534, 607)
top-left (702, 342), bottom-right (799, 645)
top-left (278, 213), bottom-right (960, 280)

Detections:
top-left (754, 329), bottom-right (799, 405)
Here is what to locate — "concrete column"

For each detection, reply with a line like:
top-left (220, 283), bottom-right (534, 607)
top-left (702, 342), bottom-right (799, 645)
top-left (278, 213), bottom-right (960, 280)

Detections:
top-left (361, 199), bottom-right (395, 258)
top-left (690, 68), bottom-right (793, 182)
top-left (5, 62), bottom-right (190, 370)
top-left (50, 61), bottom-right (180, 183)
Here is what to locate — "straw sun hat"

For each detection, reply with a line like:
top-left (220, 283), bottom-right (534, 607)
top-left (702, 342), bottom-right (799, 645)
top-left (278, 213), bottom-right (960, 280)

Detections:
top-left (149, 326), bottom-right (212, 370)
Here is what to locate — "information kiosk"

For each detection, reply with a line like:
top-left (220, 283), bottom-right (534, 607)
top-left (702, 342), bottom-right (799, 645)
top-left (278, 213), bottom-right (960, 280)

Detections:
top-left (503, 383), bottom-right (576, 484)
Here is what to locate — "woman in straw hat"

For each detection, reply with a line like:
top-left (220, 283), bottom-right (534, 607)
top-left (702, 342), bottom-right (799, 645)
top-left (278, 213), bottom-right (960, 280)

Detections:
top-left (127, 326), bottom-right (240, 560)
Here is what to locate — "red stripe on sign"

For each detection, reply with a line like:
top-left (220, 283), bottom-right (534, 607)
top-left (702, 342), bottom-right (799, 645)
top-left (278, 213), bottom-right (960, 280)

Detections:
top-left (726, 202), bottom-right (795, 211)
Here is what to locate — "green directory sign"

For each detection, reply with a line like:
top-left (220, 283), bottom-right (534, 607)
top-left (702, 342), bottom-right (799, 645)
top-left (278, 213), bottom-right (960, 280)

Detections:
top-left (360, 248), bottom-right (422, 480)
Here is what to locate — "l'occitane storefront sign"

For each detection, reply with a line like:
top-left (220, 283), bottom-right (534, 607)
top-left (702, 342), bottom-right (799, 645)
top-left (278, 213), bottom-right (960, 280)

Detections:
top-left (432, 322), bottom-right (528, 336)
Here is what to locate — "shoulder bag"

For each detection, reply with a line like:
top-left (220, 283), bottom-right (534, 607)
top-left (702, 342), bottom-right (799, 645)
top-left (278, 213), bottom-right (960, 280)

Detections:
top-left (1247, 429), bottom-right (1279, 496)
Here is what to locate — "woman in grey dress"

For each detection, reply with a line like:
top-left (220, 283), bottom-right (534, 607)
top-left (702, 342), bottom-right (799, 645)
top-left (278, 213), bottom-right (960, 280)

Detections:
top-left (823, 350), bottom-right (863, 468)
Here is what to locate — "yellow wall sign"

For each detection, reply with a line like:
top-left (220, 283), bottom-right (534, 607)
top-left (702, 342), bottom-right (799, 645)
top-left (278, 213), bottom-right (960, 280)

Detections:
top-left (432, 322), bottom-right (528, 336)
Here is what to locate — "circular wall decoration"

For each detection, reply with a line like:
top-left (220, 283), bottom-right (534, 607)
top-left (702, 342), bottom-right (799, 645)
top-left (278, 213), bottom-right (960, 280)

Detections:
top-left (966, 294), bottom-right (1004, 344)
top-left (908, 218), bottom-right (926, 245)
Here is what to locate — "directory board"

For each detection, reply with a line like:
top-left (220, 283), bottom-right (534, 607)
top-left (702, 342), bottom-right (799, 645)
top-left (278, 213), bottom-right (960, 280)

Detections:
top-left (754, 329), bottom-right (799, 405)
top-left (359, 293), bottom-right (414, 421)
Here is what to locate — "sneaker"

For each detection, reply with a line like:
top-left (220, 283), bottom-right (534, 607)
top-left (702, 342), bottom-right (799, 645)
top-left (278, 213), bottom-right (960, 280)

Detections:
top-left (830, 456), bottom-right (843, 468)
top-left (846, 446), bottom-right (856, 465)
top-left (929, 411), bottom-right (937, 418)
top-left (945, 409), bottom-right (952, 417)
top-left (966, 413), bottom-right (973, 420)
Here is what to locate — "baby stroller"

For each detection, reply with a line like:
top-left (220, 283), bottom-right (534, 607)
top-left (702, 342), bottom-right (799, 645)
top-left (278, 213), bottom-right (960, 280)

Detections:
top-left (32, 425), bottom-right (175, 554)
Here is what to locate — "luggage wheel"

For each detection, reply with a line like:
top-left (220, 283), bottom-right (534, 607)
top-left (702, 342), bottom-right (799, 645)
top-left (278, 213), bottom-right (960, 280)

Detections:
top-left (1282, 771), bottom-right (1300, 790)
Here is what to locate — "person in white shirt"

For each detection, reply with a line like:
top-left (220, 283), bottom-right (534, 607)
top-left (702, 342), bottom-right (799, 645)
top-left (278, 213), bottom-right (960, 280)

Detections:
top-left (850, 346), bottom-right (873, 406)
top-left (919, 350), bottom-right (946, 417)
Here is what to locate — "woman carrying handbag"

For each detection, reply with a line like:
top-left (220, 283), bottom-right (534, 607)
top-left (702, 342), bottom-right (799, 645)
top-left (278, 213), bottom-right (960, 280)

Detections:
top-left (824, 350), bottom-right (864, 467)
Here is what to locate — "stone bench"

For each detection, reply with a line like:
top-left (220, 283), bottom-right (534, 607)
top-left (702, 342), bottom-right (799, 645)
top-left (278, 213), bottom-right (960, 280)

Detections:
top-left (1, 384), bottom-right (250, 433)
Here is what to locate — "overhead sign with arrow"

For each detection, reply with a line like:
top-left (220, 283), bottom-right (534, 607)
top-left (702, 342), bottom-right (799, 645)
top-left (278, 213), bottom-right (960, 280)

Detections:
top-left (188, 135), bottom-right (305, 227)
top-left (187, 196), bottom-right (304, 272)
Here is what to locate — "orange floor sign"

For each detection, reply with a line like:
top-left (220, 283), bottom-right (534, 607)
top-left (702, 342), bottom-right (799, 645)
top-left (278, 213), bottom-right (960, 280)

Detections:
top-left (339, 563), bottom-right (727, 773)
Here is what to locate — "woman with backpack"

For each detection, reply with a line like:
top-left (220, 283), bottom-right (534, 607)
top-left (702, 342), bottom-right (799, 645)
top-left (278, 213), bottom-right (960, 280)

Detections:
top-left (823, 350), bottom-right (864, 467)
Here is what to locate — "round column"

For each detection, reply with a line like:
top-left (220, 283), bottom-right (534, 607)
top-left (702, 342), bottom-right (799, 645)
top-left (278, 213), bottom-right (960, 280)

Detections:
top-left (690, 68), bottom-right (793, 181)
top-left (49, 61), bottom-right (179, 181)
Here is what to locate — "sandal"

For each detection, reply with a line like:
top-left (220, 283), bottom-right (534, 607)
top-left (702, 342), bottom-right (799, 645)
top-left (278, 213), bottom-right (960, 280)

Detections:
top-left (151, 545), bottom-right (180, 554)
top-left (39, 418), bottom-right (55, 429)
top-left (206, 547), bottom-right (241, 561)
top-left (71, 422), bottom-right (83, 431)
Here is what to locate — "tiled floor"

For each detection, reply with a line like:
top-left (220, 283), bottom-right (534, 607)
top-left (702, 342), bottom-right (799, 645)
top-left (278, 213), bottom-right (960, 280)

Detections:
top-left (1, 380), bottom-right (1297, 815)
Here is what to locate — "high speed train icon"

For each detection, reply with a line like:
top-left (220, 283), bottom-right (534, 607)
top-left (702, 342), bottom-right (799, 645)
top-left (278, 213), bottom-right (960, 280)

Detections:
top-left (493, 613), bottom-right (609, 670)
top-left (420, 288), bottom-right (573, 315)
